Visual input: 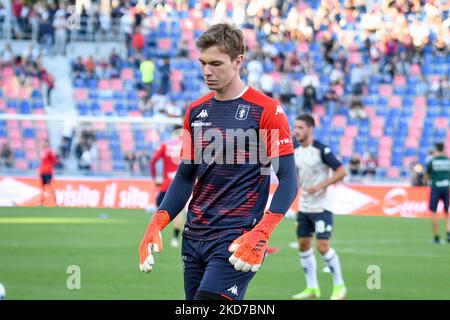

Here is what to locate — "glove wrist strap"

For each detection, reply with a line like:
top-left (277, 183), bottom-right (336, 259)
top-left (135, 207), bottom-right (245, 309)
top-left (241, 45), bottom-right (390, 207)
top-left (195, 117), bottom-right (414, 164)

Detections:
top-left (254, 210), bottom-right (283, 238)
top-left (150, 210), bottom-right (171, 231)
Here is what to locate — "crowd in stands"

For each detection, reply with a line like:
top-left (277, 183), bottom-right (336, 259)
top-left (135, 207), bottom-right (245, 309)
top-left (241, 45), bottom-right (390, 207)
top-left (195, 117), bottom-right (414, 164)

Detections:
top-left (1, 42), bottom-right (55, 105)
top-left (0, 0), bottom-right (449, 179)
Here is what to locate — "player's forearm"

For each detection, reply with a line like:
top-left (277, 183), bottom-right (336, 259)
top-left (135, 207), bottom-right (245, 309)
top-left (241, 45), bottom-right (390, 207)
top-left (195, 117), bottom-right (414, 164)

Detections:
top-left (319, 166), bottom-right (347, 189)
top-left (269, 154), bottom-right (298, 215)
top-left (158, 162), bottom-right (197, 221)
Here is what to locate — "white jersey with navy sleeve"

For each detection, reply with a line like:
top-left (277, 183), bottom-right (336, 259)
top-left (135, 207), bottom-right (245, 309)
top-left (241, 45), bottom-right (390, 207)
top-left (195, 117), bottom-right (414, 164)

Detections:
top-left (294, 140), bottom-right (342, 213)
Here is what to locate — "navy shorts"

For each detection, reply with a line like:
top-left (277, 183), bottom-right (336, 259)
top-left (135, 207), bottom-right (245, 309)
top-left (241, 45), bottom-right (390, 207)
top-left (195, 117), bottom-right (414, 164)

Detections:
top-left (181, 231), bottom-right (258, 300)
top-left (156, 191), bottom-right (166, 207)
top-left (40, 174), bottom-right (52, 185)
top-left (296, 210), bottom-right (333, 240)
top-left (429, 187), bottom-right (449, 214)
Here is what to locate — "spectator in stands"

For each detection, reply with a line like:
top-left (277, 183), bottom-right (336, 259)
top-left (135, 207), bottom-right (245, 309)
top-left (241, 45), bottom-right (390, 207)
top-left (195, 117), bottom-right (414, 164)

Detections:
top-left (124, 151), bottom-right (137, 173)
top-left (302, 83), bottom-right (317, 114)
top-left (60, 121), bottom-right (76, 159)
top-left (321, 30), bottom-right (336, 65)
top-left (430, 75), bottom-right (449, 101)
top-left (349, 155), bottom-right (361, 176)
top-left (362, 152), bottom-right (378, 177)
top-left (178, 39), bottom-right (189, 58)
top-left (71, 56), bottom-right (85, 78)
top-left (53, 3), bottom-right (67, 56)
top-left (38, 16), bottom-right (54, 56)
top-left (329, 62), bottom-right (345, 85)
top-left (120, 8), bottom-right (134, 54)
top-left (246, 53), bottom-right (264, 87)
top-left (147, 88), bottom-right (169, 116)
top-left (410, 161), bottom-right (426, 186)
top-left (132, 27), bottom-right (145, 54)
top-left (84, 55), bottom-right (96, 79)
top-left (109, 48), bottom-right (122, 71)
top-left (349, 98), bottom-right (367, 120)
top-left (1, 43), bottom-right (14, 67)
top-left (139, 57), bottom-right (155, 100)
top-left (380, 58), bottom-right (395, 83)
top-left (394, 51), bottom-right (410, 76)
top-left (324, 85), bottom-right (342, 114)
top-left (349, 63), bottom-right (365, 96)
top-left (0, 143), bottom-right (14, 169)
top-left (159, 58), bottom-right (171, 95)
top-left (79, 144), bottom-right (93, 171)
top-left (138, 150), bottom-right (151, 176)
top-left (40, 67), bottom-right (54, 107)
top-left (259, 72), bottom-right (274, 97)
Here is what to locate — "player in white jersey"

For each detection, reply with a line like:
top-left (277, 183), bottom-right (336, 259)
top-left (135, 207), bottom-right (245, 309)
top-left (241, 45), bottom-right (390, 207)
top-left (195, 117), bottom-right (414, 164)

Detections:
top-left (291, 115), bottom-right (348, 300)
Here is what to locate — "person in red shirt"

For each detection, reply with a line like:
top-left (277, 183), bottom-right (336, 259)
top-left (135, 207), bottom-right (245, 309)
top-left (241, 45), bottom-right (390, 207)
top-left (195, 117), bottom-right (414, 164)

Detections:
top-left (39, 140), bottom-right (58, 206)
top-left (149, 125), bottom-right (184, 248)
top-left (132, 27), bottom-right (145, 53)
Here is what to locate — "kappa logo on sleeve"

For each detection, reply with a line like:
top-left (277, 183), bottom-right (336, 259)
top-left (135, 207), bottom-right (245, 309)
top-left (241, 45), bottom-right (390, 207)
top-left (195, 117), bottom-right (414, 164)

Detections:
top-left (275, 105), bottom-right (284, 115)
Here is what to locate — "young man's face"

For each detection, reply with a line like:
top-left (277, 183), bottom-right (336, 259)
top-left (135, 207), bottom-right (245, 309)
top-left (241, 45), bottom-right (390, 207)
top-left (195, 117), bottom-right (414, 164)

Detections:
top-left (294, 120), bottom-right (313, 143)
top-left (199, 46), bottom-right (243, 92)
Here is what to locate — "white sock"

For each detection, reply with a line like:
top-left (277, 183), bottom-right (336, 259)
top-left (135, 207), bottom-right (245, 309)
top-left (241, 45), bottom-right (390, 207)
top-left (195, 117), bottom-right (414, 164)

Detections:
top-left (322, 248), bottom-right (344, 286)
top-left (299, 249), bottom-right (318, 289)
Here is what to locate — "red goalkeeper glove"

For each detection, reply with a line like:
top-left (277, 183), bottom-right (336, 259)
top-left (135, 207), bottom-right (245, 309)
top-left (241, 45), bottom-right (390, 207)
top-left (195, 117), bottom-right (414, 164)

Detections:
top-left (228, 211), bottom-right (283, 272)
top-left (139, 210), bottom-right (170, 273)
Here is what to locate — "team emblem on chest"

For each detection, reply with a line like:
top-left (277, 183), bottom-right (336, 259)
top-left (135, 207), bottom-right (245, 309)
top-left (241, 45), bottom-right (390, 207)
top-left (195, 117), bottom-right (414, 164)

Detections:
top-left (235, 104), bottom-right (250, 120)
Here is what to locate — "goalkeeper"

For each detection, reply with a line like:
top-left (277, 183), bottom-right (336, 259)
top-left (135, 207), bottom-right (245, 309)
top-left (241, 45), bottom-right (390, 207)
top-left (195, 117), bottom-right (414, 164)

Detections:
top-left (138, 23), bottom-right (298, 300)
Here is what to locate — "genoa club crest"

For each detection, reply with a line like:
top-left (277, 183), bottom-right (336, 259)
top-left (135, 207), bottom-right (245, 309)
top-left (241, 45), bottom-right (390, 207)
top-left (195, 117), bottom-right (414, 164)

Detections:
top-left (235, 104), bottom-right (250, 120)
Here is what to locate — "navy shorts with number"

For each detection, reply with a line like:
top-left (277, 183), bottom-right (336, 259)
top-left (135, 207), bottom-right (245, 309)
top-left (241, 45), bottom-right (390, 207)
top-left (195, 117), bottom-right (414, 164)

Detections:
top-left (156, 191), bottom-right (166, 207)
top-left (296, 210), bottom-right (333, 240)
top-left (40, 174), bottom-right (52, 185)
top-left (429, 187), bottom-right (449, 214)
top-left (181, 231), bottom-right (258, 300)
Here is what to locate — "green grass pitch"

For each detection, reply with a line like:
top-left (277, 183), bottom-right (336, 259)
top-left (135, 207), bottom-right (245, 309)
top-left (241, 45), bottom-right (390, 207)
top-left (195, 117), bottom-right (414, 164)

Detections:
top-left (1, 207), bottom-right (449, 300)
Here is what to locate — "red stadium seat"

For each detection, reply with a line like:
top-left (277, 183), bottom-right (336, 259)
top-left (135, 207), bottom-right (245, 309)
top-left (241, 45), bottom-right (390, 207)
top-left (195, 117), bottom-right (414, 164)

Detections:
top-left (370, 127), bottom-right (384, 138)
top-left (75, 89), bottom-right (88, 101)
top-left (413, 96), bottom-right (426, 108)
top-left (15, 160), bottom-right (27, 170)
top-left (378, 158), bottom-right (391, 169)
top-left (380, 136), bottom-right (392, 147)
top-left (293, 83), bottom-right (304, 95)
top-left (410, 64), bottom-right (420, 76)
top-left (26, 149), bottom-right (38, 160)
top-left (387, 168), bottom-right (400, 178)
top-left (121, 68), bottom-right (134, 81)
top-left (389, 96), bottom-right (402, 108)
top-left (158, 38), bottom-right (171, 50)
top-left (96, 140), bottom-right (109, 151)
top-left (99, 162), bottom-right (112, 171)
top-left (393, 75), bottom-right (406, 86)
top-left (129, 110), bottom-right (142, 117)
top-left (92, 122), bottom-right (106, 131)
top-left (436, 118), bottom-right (448, 129)
top-left (98, 79), bottom-right (109, 90)
top-left (406, 137), bottom-right (419, 148)
top-left (21, 120), bottom-right (33, 129)
top-left (297, 41), bottom-right (309, 53)
top-left (9, 128), bottom-right (21, 140)
top-left (171, 70), bottom-right (183, 81)
top-left (332, 115), bottom-right (346, 127)
top-left (37, 129), bottom-right (48, 140)
top-left (379, 84), bottom-right (392, 97)
top-left (344, 126), bottom-right (358, 137)
top-left (24, 139), bottom-right (36, 150)
top-left (10, 138), bottom-right (22, 149)
top-left (101, 101), bottom-right (114, 113)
